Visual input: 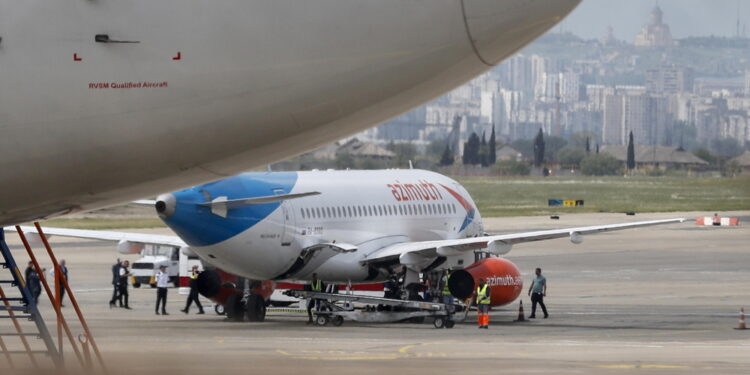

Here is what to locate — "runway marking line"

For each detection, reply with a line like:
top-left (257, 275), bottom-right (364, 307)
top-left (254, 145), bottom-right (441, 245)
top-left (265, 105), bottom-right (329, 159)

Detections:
top-left (597, 364), bottom-right (689, 370)
top-left (275, 342), bottom-right (445, 361)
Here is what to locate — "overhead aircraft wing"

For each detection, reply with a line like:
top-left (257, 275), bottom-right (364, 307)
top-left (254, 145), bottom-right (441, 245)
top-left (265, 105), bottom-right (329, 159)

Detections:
top-left (7, 226), bottom-right (186, 248)
top-left (361, 218), bottom-right (685, 266)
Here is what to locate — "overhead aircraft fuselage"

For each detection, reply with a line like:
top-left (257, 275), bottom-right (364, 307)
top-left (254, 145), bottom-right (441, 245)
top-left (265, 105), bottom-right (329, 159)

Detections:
top-left (0, 0), bottom-right (581, 226)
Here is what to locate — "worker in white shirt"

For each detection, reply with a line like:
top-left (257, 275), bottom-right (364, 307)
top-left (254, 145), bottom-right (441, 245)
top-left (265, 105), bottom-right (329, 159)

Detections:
top-left (49, 259), bottom-right (69, 307)
top-left (155, 265), bottom-right (170, 315)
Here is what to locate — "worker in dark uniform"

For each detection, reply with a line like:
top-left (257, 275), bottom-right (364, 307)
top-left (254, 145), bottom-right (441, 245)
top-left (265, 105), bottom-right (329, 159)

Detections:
top-left (117, 260), bottom-right (132, 309)
top-left (49, 259), bottom-right (68, 307)
top-left (305, 273), bottom-right (324, 324)
top-left (181, 265), bottom-right (205, 314)
top-left (24, 261), bottom-right (34, 283)
top-left (527, 267), bottom-right (548, 319)
top-left (475, 278), bottom-right (490, 329)
top-left (383, 276), bottom-right (399, 299)
top-left (26, 263), bottom-right (43, 306)
top-left (109, 259), bottom-right (121, 308)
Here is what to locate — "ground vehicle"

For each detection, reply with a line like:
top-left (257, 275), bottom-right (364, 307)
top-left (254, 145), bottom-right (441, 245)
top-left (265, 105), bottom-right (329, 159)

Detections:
top-left (131, 245), bottom-right (179, 288)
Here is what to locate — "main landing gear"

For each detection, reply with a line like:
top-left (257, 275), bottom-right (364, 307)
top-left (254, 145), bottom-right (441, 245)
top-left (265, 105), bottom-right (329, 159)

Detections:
top-left (224, 293), bottom-right (267, 322)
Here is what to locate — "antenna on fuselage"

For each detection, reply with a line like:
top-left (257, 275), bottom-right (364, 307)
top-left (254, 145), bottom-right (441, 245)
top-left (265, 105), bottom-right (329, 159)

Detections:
top-left (408, 160), bottom-right (413, 169)
top-left (267, 164), bottom-right (272, 172)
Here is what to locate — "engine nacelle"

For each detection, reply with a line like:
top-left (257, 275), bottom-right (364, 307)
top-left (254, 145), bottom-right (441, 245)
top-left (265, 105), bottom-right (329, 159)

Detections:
top-left (195, 268), bottom-right (274, 305)
top-left (447, 257), bottom-right (523, 307)
top-left (569, 231), bottom-right (584, 244)
top-left (117, 240), bottom-right (144, 255)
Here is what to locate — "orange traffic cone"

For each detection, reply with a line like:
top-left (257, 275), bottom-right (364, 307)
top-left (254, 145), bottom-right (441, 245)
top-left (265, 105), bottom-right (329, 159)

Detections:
top-left (515, 300), bottom-right (526, 322)
top-left (737, 308), bottom-right (747, 330)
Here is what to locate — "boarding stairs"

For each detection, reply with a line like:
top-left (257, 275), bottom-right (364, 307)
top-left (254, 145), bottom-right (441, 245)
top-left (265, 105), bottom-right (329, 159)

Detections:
top-left (0, 224), bottom-right (108, 373)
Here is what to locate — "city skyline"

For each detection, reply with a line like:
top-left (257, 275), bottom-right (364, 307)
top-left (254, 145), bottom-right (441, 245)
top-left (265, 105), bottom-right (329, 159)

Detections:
top-left (561, 0), bottom-right (750, 41)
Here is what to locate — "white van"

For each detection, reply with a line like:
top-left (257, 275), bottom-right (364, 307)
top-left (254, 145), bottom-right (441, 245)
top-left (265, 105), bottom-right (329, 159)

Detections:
top-left (130, 245), bottom-right (179, 288)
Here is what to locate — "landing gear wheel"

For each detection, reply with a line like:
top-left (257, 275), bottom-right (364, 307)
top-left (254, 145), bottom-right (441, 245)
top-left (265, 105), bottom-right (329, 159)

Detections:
top-left (315, 315), bottom-right (329, 326)
top-left (445, 320), bottom-right (455, 329)
top-left (245, 294), bottom-right (267, 322)
top-left (331, 315), bottom-right (344, 327)
top-left (433, 317), bottom-right (445, 329)
top-left (132, 283), bottom-right (141, 288)
top-left (225, 294), bottom-right (245, 322)
top-left (214, 304), bottom-right (226, 316)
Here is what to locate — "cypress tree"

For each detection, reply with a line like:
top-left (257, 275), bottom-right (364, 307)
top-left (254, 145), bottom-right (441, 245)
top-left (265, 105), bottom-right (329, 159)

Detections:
top-left (489, 126), bottom-right (497, 165)
top-left (627, 131), bottom-right (636, 170)
top-left (480, 132), bottom-right (488, 167)
top-left (533, 128), bottom-right (545, 167)
top-left (440, 144), bottom-right (454, 166)
top-left (463, 132), bottom-right (481, 165)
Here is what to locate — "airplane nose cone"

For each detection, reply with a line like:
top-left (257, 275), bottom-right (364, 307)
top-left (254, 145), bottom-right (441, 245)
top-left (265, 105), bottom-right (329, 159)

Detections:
top-left (155, 193), bottom-right (176, 219)
top-left (462, 0), bottom-right (581, 65)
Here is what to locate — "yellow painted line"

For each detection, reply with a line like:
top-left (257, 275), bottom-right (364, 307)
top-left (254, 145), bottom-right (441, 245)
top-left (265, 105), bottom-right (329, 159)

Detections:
top-left (597, 364), bottom-right (688, 370)
top-left (398, 344), bottom-right (416, 354)
top-left (276, 342), bottom-right (444, 362)
top-left (642, 365), bottom-right (689, 369)
top-left (295, 355), bottom-right (401, 361)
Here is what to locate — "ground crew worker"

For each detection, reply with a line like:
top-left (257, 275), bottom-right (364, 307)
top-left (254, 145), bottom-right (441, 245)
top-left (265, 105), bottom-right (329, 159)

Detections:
top-left (25, 263), bottom-right (42, 306)
top-left (109, 259), bottom-right (121, 308)
top-left (24, 261), bottom-right (34, 283)
top-left (49, 259), bottom-right (68, 307)
top-left (305, 273), bottom-right (324, 324)
top-left (117, 260), bottom-right (132, 309)
top-left (155, 265), bottom-right (170, 315)
top-left (475, 278), bottom-right (490, 329)
top-left (441, 272), bottom-right (453, 305)
top-left (527, 267), bottom-right (548, 319)
top-left (181, 266), bottom-right (205, 314)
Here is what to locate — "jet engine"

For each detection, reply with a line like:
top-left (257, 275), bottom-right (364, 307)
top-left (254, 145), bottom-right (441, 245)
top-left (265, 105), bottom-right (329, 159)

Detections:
top-left (447, 257), bottom-right (523, 307)
top-left (194, 268), bottom-right (242, 306)
top-left (195, 268), bottom-right (275, 304)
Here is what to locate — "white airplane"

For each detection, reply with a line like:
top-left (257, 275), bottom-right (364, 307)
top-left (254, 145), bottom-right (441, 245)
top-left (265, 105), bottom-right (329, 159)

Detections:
top-left (12, 169), bottom-right (684, 322)
top-left (0, 0), bottom-right (582, 226)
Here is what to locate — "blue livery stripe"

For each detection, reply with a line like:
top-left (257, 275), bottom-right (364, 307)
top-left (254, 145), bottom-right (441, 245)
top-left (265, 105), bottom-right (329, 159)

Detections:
top-left (163, 172), bottom-right (298, 247)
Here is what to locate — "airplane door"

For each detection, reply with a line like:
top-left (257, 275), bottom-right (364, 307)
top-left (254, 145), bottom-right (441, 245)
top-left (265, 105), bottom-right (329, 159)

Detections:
top-left (274, 189), bottom-right (295, 246)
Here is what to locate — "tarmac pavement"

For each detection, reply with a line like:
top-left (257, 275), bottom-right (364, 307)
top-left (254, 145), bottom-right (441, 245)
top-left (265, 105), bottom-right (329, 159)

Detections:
top-left (1, 211), bottom-right (748, 374)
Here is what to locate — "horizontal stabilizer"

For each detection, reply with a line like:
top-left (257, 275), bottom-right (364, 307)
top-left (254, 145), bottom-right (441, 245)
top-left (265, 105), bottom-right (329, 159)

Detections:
top-left (132, 200), bottom-right (157, 206)
top-left (200, 191), bottom-right (320, 217)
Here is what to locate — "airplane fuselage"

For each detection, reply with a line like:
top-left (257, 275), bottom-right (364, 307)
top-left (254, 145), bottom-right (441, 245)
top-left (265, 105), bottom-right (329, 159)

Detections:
top-left (0, 0), bottom-right (580, 226)
top-left (160, 170), bottom-right (483, 282)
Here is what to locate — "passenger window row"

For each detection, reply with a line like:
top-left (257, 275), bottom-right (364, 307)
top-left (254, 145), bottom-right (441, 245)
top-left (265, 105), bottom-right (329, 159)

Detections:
top-left (299, 202), bottom-right (458, 220)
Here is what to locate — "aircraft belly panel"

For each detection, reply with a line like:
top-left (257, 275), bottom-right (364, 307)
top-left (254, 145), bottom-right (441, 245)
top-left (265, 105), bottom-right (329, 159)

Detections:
top-left (0, 1), bottom-right (573, 225)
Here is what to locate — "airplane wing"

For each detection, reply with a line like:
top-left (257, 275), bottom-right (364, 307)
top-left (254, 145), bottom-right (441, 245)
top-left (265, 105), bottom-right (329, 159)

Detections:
top-left (361, 218), bottom-right (685, 266)
top-left (7, 226), bottom-right (186, 248)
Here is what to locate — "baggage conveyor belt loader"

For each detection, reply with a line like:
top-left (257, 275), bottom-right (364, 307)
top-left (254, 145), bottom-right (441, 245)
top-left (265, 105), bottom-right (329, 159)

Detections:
top-left (284, 290), bottom-right (460, 328)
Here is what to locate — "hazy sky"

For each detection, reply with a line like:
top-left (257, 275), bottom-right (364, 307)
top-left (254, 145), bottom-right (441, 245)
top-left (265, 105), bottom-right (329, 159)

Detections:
top-left (560, 0), bottom-right (750, 40)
